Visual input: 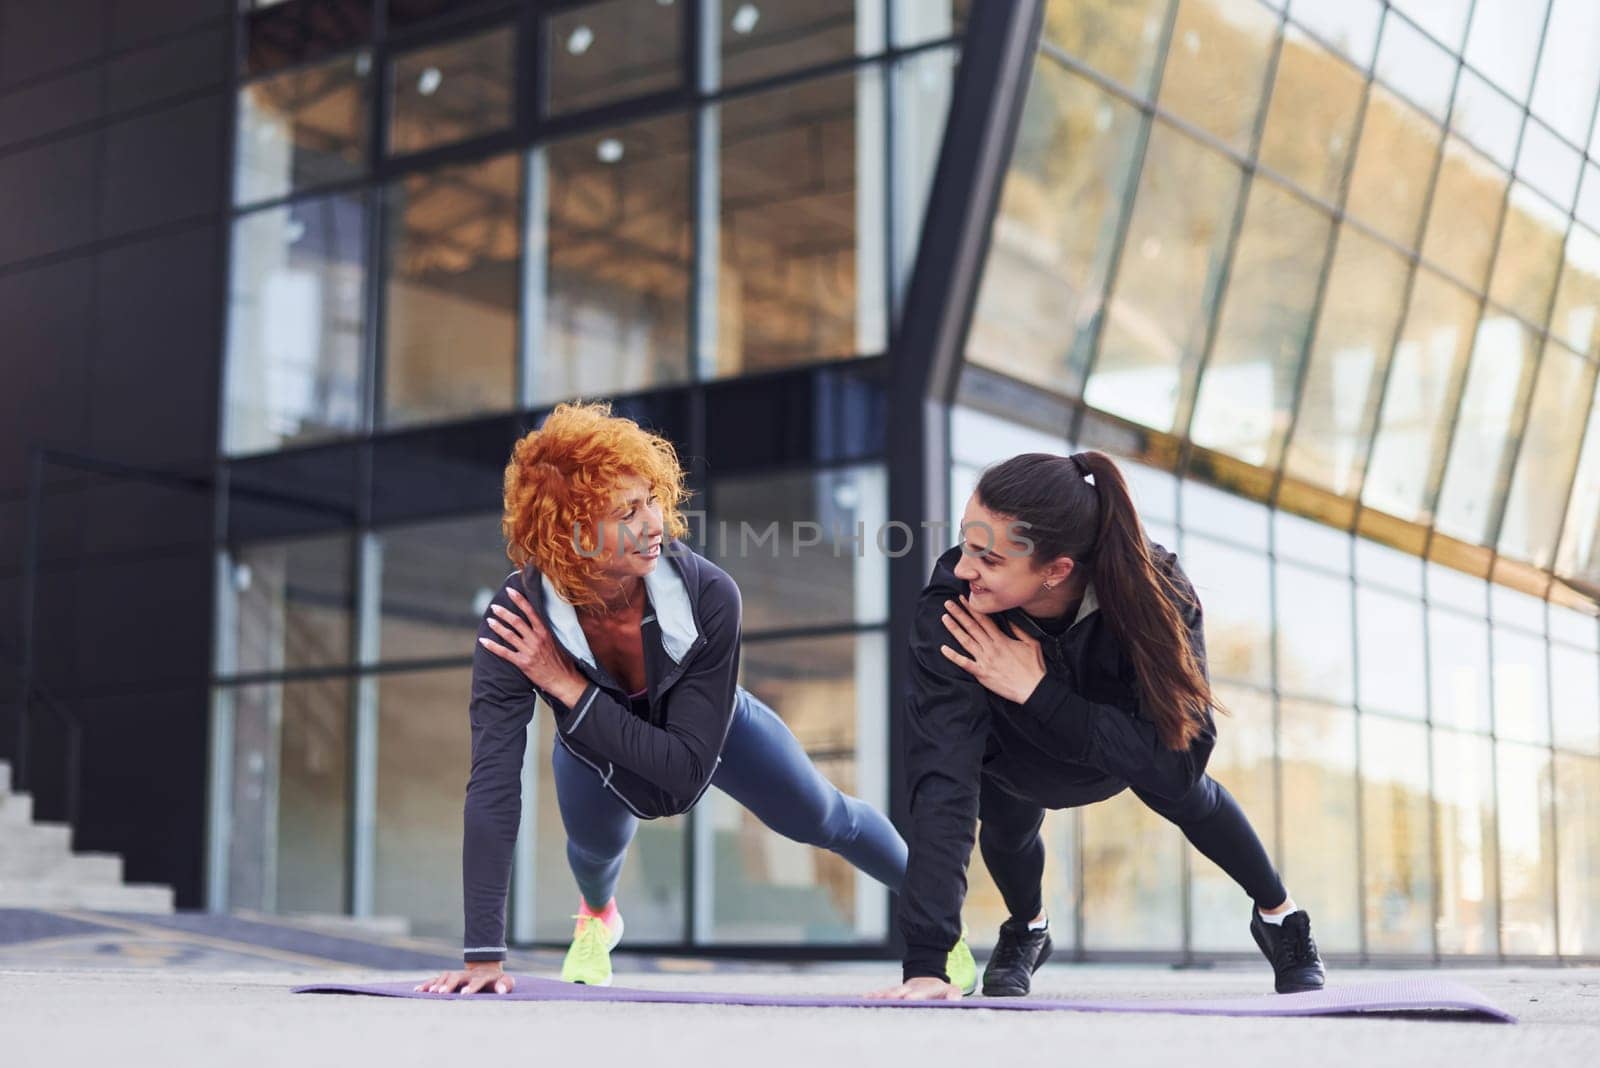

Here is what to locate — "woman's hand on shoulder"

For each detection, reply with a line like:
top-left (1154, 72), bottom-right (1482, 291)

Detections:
top-left (479, 587), bottom-right (588, 707)
top-left (938, 594), bottom-right (1047, 705)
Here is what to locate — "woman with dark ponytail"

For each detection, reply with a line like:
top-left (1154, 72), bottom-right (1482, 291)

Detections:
top-left (867, 451), bottom-right (1323, 1001)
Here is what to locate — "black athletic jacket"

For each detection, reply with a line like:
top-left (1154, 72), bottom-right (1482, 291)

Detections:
top-left (461, 539), bottom-right (743, 962)
top-left (899, 541), bottom-right (1215, 981)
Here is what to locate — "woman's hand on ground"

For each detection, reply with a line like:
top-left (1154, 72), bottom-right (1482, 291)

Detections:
top-left (414, 963), bottom-right (516, 995)
top-left (479, 587), bottom-right (587, 705)
top-left (864, 977), bottom-right (966, 1001)
top-left (939, 594), bottom-right (1046, 705)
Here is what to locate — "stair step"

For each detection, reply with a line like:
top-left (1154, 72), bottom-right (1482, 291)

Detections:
top-left (0, 791), bottom-right (34, 824)
top-left (0, 848), bottom-right (123, 883)
top-left (0, 821), bottom-right (73, 853)
top-left (0, 880), bottom-right (174, 913)
top-left (0, 759), bottom-right (10, 794)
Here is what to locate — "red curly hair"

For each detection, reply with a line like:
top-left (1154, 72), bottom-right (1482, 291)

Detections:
top-left (502, 400), bottom-right (692, 611)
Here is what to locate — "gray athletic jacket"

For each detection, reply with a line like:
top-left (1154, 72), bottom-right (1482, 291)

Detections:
top-left (461, 539), bottom-right (743, 962)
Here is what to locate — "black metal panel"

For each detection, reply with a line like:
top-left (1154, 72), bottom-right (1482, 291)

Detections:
top-left (99, 94), bottom-right (228, 238)
top-left (0, 260), bottom-right (94, 489)
top-left (89, 223), bottom-right (223, 469)
top-left (227, 441), bottom-right (363, 540)
top-left (0, 0), bottom-right (105, 88)
top-left (368, 412), bottom-right (525, 527)
top-left (108, 0), bottom-right (230, 51)
top-left (106, 22), bottom-right (230, 112)
top-left (703, 360), bottom-right (889, 474)
top-left (0, 132), bottom-right (98, 266)
top-left (0, 65), bottom-right (100, 149)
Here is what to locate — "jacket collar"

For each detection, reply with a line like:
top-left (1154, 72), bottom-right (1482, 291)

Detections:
top-left (531, 543), bottom-right (701, 670)
top-left (1073, 582), bottom-right (1099, 624)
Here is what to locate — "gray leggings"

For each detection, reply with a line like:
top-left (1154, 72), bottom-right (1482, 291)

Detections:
top-left (552, 685), bottom-right (908, 907)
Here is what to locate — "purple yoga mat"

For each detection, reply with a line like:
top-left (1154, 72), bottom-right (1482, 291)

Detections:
top-left (292, 975), bottom-right (1515, 1022)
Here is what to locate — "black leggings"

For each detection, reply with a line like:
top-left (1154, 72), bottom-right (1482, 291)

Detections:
top-left (977, 772), bottom-right (1287, 923)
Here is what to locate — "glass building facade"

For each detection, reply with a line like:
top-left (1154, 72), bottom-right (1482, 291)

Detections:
top-left (210, 0), bottom-right (1600, 962)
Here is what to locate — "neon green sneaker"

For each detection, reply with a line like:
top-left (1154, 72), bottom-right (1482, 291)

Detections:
top-left (946, 924), bottom-right (977, 996)
top-left (560, 912), bottom-right (624, 986)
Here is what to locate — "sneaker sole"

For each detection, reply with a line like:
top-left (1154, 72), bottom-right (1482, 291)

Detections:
top-left (981, 936), bottom-right (1054, 998)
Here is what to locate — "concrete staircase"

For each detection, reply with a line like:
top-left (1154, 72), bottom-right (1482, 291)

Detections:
top-left (0, 759), bottom-right (174, 912)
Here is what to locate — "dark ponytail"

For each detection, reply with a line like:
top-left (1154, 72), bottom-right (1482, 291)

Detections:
top-left (975, 451), bottom-right (1214, 750)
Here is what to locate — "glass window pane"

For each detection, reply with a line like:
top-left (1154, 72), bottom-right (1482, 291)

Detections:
top-left (224, 678), bottom-right (349, 915)
top-left (708, 632), bottom-right (888, 942)
top-left (1497, 740), bottom-right (1557, 954)
top-left (1088, 125), bottom-right (1244, 433)
top-left (1551, 643), bottom-right (1600, 753)
top-left (1428, 557), bottom-right (1486, 614)
top-left (1484, 183), bottom-right (1561, 327)
top-left (532, 704), bottom-right (687, 941)
top-left (1419, 137), bottom-right (1507, 291)
top-left (1491, 582), bottom-right (1546, 632)
top-left (1374, 7), bottom-right (1457, 122)
top-left (1190, 685), bottom-right (1276, 951)
top-left (382, 153), bottom-right (522, 428)
top-left (892, 0), bottom-right (969, 47)
top-left (1344, 87), bottom-right (1442, 250)
top-left (374, 514), bottom-right (505, 663)
top-left (718, 0), bottom-right (881, 86)
top-left (532, 116), bottom-right (693, 404)
top-left (1257, 26), bottom-right (1364, 204)
top-left (1500, 343), bottom-right (1598, 567)
top-left (1432, 314), bottom-right (1540, 544)
top-left (968, 61), bottom-right (1144, 395)
top-left (1550, 225), bottom-right (1600, 360)
top-left (546, 0), bottom-right (682, 115)
top-left (234, 52), bottom-right (369, 206)
top-left (1081, 790), bottom-right (1184, 949)
top-left (1278, 699), bottom-right (1360, 951)
top-left (374, 667), bottom-right (472, 938)
top-left (1516, 119), bottom-right (1583, 212)
top-left (1449, 67), bottom-right (1523, 171)
top-left (1464, 0), bottom-right (1551, 102)
top-left (1554, 387), bottom-right (1600, 585)
top-left (1362, 269), bottom-right (1478, 523)
top-left (1360, 715), bottom-right (1433, 953)
top-left (1494, 626), bottom-right (1552, 744)
top-left (1429, 606), bottom-right (1492, 732)
top-left (1155, 0), bottom-right (1278, 154)
top-left (1432, 727), bottom-right (1499, 953)
top-left (388, 26), bottom-right (514, 157)
top-left (709, 465), bottom-right (887, 631)
top-left (245, 0), bottom-right (373, 77)
top-left (1355, 536), bottom-right (1424, 596)
top-left (1288, 0), bottom-right (1382, 71)
top-left (1275, 560), bottom-right (1354, 704)
top-left (1580, 163), bottom-right (1600, 232)
top-left (1282, 226), bottom-right (1410, 497)
top-left (225, 195), bottom-right (367, 455)
top-left (1181, 479), bottom-right (1269, 547)
top-left (1191, 181), bottom-right (1332, 467)
top-left (1387, 0), bottom-right (1471, 51)
top-left (1273, 508), bottom-right (1349, 568)
top-left (715, 70), bottom-right (886, 375)
top-left (228, 534), bottom-right (353, 675)
top-left (1550, 603), bottom-right (1600, 649)
top-left (892, 46), bottom-right (958, 316)
top-left (1555, 752), bottom-right (1600, 955)
top-left (1043, 0), bottom-right (1173, 98)
top-left (1181, 533), bottom-right (1272, 686)
top-left (1357, 585), bottom-right (1428, 718)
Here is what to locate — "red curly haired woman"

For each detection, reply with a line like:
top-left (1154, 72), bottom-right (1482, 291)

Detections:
top-left (417, 401), bottom-right (932, 995)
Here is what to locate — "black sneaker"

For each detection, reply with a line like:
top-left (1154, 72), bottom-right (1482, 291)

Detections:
top-left (1249, 907), bottom-right (1325, 994)
top-left (981, 918), bottom-right (1054, 997)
